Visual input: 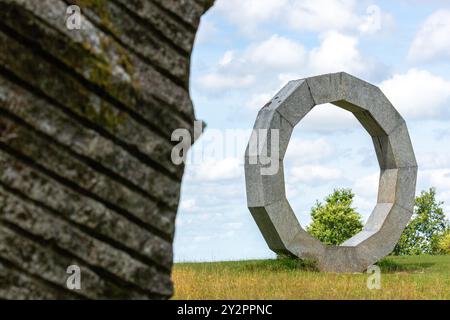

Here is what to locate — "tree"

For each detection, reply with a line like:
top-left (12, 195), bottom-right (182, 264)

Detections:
top-left (307, 188), bottom-right (363, 245)
top-left (438, 231), bottom-right (450, 254)
top-left (393, 188), bottom-right (449, 255)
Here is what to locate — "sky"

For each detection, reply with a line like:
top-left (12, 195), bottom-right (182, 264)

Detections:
top-left (173, 0), bottom-right (450, 262)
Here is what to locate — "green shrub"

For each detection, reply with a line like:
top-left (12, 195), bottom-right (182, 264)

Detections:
top-left (307, 188), bottom-right (363, 245)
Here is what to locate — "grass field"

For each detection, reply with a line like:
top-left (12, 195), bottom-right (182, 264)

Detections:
top-left (172, 255), bottom-right (450, 299)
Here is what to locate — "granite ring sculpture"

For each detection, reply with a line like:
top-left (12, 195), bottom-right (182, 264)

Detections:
top-left (244, 72), bottom-right (417, 272)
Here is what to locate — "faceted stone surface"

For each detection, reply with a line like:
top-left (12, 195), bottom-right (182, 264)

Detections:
top-left (0, 0), bottom-right (213, 299)
top-left (245, 72), bottom-right (417, 272)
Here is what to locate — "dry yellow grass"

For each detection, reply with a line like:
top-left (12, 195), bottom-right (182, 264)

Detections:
top-left (172, 255), bottom-right (450, 300)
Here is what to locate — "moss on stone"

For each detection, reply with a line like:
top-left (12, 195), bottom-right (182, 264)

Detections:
top-left (76, 0), bottom-right (122, 37)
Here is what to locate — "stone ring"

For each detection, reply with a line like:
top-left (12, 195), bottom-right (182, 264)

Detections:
top-left (244, 72), bottom-right (417, 272)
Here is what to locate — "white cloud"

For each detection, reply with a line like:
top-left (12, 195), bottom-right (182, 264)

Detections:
top-left (195, 19), bottom-right (219, 44)
top-left (418, 170), bottom-right (450, 217)
top-left (418, 151), bottom-right (450, 170)
top-left (214, 0), bottom-right (392, 36)
top-left (195, 34), bottom-right (305, 92)
top-left (358, 5), bottom-right (394, 35)
top-left (196, 32), bottom-right (383, 93)
top-left (285, 182), bottom-right (300, 200)
top-left (285, 137), bottom-right (335, 164)
top-left (408, 10), bottom-right (450, 63)
top-left (286, 0), bottom-right (358, 33)
top-left (308, 31), bottom-right (379, 78)
top-left (219, 50), bottom-right (235, 66)
top-left (246, 93), bottom-right (272, 111)
top-left (287, 2), bottom-right (393, 35)
top-left (436, 190), bottom-right (450, 217)
top-left (290, 165), bottom-right (342, 184)
top-left (380, 69), bottom-right (450, 120)
top-left (420, 169), bottom-right (450, 191)
top-left (196, 73), bottom-right (255, 90)
top-left (353, 172), bottom-right (379, 197)
top-left (214, 0), bottom-right (287, 34)
top-left (225, 222), bottom-right (244, 230)
top-left (358, 5), bottom-right (382, 34)
top-left (417, 169), bottom-right (450, 217)
top-left (353, 195), bottom-right (375, 220)
top-left (244, 35), bottom-right (306, 71)
top-left (180, 199), bottom-right (197, 212)
top-left (190, 157), bottom-right (242, 182)
top-left (193, 235), bottom-right (213, 243)
top-left (298, 103), bottom-right (358, 133)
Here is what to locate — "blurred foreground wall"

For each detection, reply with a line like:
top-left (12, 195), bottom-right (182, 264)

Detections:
top-left (0, 0), bottom-right (213, 299)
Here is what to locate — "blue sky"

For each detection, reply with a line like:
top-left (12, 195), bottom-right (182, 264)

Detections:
top-left (173, 0), bottom-right (450, 262)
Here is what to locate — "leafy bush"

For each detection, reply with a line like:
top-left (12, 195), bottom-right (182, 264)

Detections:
top-left (307, 188), bottom-right (363, 245)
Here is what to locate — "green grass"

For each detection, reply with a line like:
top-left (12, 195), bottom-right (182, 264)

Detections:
top-left (172, 255), bottom-right (450, 300)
